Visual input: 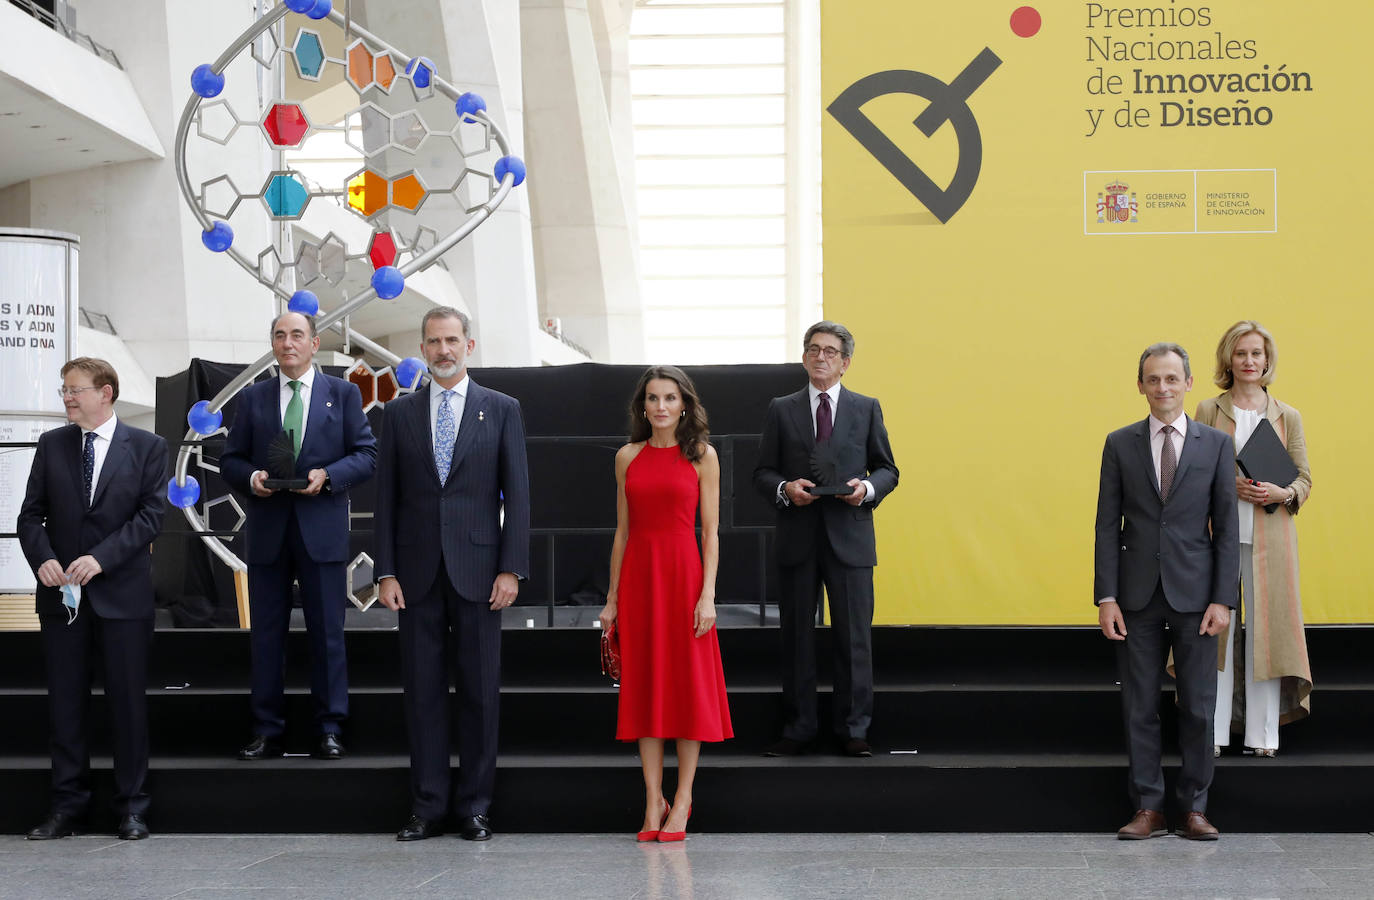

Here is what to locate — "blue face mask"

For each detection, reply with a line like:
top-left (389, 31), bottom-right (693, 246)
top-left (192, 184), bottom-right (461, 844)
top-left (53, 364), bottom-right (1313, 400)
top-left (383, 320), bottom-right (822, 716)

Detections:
top-left (60, 583), bottom-right (82, 625)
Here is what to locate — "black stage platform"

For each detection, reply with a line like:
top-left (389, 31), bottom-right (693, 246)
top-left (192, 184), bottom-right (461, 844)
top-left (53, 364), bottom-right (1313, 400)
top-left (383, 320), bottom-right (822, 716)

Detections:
top-left (2, 626), bottom-right (1371, 834)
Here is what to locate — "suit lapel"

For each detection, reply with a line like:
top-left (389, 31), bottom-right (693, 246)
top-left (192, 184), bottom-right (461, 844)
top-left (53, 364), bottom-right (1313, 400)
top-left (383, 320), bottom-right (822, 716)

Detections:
top-left (445, 380), bottom-right (484, 481)
top-left (405, 384), bottom-right (441, 487)
top-left (62, 425), bottom-right (85, 507)
top-left (298, 371), bottom-right (333, 462)
top-left (1133, 419), bottom-right (1161, 498)
top-left (787, 389), bottom-right (815, 448)
top-left (90, 422), bottom-right (131, 508)
top-left (1168, 417), bottom-right (1200, 496)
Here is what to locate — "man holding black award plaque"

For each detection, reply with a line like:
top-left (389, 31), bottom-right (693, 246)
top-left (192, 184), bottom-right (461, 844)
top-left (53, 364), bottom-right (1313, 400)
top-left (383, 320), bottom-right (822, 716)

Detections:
top-left (221, 311), bottom-right (377, 761)
top-left (754, 321), bottom-right (899, 758)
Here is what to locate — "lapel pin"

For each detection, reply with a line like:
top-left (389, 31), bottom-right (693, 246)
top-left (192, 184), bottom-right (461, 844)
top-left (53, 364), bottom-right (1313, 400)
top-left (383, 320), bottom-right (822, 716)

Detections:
top-left (326, 401), bottom-right (333, 408)
top-left (478, 410), bottom-right (484, 421)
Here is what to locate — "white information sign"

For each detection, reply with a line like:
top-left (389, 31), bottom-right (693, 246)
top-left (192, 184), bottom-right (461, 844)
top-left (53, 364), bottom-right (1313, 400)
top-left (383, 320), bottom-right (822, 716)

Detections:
top-left (0, 230), bottom-right (77, 593)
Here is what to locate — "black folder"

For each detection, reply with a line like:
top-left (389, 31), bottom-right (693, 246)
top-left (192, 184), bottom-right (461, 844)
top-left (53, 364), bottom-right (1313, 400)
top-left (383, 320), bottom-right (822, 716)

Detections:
top-left (1235, 418), bottom-right (1298, 514)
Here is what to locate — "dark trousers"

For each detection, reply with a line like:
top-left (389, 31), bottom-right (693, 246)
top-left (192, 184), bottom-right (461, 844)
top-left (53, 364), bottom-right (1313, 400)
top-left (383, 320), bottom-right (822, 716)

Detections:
top-left (247, 512), bottom-right (348, 737)
top-left (778, 537), bottom-right (875, 741)
top-left (40, 611), bottom-right (153, 818)
top-left (1117, 583), bottom-right (1219, 814)
top-left (399, 567), bottom-right (502, 820)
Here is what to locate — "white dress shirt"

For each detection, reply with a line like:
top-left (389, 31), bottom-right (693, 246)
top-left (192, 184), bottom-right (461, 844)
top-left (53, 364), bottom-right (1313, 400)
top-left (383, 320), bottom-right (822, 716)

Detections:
top-left (82, 413), bottom-right (118, 505)
top-left (430, 374), bottom-right (469, 448)
top-left (1232, 406), bottom-right (1264, 545)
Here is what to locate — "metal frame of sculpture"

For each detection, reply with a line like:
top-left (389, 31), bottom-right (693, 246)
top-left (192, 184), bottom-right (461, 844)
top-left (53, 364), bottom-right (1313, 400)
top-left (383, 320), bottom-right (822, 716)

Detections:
top-left (166, 0), bottom-right (525, 614)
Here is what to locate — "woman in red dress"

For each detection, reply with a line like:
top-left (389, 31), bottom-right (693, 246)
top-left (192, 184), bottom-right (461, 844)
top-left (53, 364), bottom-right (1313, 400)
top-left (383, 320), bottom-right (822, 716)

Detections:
top-left (599, 366), bottom-right (733, 842)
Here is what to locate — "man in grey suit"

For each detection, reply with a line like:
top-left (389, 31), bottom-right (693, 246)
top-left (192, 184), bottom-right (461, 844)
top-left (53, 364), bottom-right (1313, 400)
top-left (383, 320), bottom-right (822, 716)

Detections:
top-left (1095, 342), bottom-right (1238, 841)
top-left (754, 321), bottom-right (899, 758)
top-left (374, 307), bottom-right (530, 843)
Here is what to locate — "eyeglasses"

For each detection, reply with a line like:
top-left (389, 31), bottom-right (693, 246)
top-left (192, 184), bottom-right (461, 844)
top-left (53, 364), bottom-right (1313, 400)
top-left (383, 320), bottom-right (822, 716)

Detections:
top-left (804, 345), bottom-right (843, 360)
top-left (57, 386), bottom-right (99, 399)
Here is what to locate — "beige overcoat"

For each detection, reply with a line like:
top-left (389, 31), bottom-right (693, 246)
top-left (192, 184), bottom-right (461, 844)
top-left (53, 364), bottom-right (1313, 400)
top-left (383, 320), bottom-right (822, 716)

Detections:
top-left (1196, 392), bottom-right (1313, 727)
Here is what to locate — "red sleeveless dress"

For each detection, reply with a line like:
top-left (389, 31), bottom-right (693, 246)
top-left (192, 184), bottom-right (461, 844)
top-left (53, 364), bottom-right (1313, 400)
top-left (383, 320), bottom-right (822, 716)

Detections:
top-left (615, 444), bottom-right (733, 742)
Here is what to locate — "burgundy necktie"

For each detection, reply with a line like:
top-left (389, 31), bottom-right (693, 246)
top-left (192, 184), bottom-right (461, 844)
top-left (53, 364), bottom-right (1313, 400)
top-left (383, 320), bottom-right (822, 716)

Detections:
top-left (816, 391), bottom-right (833, 443)
top-left (1159, 424), bottom-right (1177, 500)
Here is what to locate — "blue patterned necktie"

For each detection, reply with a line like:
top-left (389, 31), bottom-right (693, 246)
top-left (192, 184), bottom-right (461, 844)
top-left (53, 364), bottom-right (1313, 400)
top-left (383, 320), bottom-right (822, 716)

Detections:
top-left (435, 389), bottom-right (456, 484)
top-left (82, 431), bottom-right (96, 507)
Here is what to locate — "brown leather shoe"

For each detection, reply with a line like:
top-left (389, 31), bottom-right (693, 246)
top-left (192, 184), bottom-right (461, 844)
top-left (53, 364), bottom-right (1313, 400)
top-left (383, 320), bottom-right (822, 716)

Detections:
top-left (1180, 811), bottom-right (1219, 840)
top-left (1116, 809), bottom-right (1168, 840)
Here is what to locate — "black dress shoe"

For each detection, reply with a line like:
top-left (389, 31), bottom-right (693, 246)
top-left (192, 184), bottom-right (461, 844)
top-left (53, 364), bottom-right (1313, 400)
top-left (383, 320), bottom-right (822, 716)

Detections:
top-left (118, 814), bottom-right (150, 840)
top-left (238, 735), bottom-right (285, 760)
top-left (396, 815), bottom-right (443, 841)
top-left (27, 811), bottom-right (82, 840)
top-left (313, 733), bottom-right (345, 760)
top-left (763, 737), bottom-right (809, 757)
top-left (843, 738), bottom-right (873, 757)
top-left (457, 814), bottom-right (493, 841)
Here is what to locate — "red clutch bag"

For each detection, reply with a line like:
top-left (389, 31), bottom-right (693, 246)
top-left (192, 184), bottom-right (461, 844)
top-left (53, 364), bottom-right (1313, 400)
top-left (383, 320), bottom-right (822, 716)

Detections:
top-left (600, 622), bottom-right (621, 681)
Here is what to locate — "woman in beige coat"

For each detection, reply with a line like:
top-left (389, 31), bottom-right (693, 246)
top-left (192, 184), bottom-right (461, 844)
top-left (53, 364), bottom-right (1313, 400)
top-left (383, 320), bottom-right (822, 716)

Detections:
top-left (1196, 320), bottom-right (1312, 757)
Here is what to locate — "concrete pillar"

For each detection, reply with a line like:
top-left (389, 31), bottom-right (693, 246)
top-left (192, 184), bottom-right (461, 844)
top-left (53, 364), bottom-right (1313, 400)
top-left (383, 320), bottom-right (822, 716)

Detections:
top-left (520, 0), bottom-right (643, 362)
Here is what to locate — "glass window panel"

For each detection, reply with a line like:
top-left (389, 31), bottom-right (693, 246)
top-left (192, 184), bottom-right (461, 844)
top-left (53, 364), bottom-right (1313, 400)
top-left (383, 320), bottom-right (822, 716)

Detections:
top-left (645, 306), bottom-right (785, 336)
top-left (643, 277), bottom-right (785, 308)
top-left (640, 247), bottom-right (785, 277)
top-left (636, 156), bottom-right (783, 187)
top-left (638, 217), bottom-right (785, 247)
top-left (637, 186), bottom-right (784, 216)
top-left (632, 66), bottom-right (784, 96)
top-left (632, 96), bottom-right (784, 127)
top-left (629, 36), bottom-right (784, 67)
top-left (634, 126), bottom-right (784, 156)
top-left (647, 337), bottom-right (787, 366)
top-left (633, 7), bottom-right (784, 37)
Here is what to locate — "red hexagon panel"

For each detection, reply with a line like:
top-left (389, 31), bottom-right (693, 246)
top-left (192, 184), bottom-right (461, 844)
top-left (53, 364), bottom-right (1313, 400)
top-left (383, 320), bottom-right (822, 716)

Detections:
top-left (368, 231), bottom-right (398, 270)
top-left (262, 103), bottom-right (310, 148)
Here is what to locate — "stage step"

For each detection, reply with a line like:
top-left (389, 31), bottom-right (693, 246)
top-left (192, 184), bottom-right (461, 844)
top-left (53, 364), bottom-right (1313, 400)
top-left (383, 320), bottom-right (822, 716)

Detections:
top-left (2, 627), bottom-right (1372, 833)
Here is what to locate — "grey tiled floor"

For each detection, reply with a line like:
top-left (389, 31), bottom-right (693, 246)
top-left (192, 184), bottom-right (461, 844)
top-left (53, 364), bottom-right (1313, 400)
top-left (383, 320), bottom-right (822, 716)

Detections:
top-left (2, 832), bottom-right (1372, 899)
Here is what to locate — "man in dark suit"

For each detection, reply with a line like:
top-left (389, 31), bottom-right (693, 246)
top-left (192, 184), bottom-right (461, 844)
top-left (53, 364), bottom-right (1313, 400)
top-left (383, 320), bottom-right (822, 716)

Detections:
top-left (18, 357), bottom-right (167, 840)
top-left (374, 306), bottom-right (530, 842)
top-left (754, 321), bottom-right (899, 758)
top-left (1095, 342), bottom-right (1238, 840)
top-left (221, 311), bottom-right (376, 761)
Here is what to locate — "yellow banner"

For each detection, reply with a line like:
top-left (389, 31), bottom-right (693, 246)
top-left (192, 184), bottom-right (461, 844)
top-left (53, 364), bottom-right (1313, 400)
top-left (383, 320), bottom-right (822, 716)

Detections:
top-left (821, 1), bottom-right (1370, 623)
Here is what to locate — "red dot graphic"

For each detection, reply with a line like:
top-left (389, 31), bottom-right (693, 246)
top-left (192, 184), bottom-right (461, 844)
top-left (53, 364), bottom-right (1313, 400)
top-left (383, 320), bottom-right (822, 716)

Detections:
top-left (1010, 6), bottom-right (1042, 37)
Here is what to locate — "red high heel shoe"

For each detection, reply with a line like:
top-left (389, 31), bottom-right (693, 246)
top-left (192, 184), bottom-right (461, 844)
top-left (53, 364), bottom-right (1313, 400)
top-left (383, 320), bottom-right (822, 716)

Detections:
top-left (657, 805), bottom-right (692, 842)
top-left (636, 800), bottom-right (671, 842)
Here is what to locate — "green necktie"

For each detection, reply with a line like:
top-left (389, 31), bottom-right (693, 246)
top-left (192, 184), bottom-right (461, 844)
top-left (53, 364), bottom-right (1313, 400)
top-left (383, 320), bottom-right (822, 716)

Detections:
top-left (283, 380), bottom-right (304, 458)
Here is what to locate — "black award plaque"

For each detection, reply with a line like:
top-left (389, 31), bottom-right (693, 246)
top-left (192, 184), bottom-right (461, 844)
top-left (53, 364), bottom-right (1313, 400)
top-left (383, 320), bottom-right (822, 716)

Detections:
top-left (261, 429), bottom-right (308, 490)
top-left (806, 443), bottom-right (854, 497)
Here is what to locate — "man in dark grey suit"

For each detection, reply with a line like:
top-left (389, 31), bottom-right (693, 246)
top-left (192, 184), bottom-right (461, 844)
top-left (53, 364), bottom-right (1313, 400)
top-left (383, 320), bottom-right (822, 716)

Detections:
top-left (1095, 342), bottom-right (1238, 840)
top-left (754, 321), bottom-right (899, 758)
top-left (18, 357), bottom-right (167, 841)
top-left (374, 307), bottom-right (530, 842)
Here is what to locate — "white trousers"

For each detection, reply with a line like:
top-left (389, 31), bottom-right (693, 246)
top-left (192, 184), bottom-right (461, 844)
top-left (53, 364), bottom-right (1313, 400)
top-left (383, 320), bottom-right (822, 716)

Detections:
top-left (1215, 544), bottom-right (1281, 749)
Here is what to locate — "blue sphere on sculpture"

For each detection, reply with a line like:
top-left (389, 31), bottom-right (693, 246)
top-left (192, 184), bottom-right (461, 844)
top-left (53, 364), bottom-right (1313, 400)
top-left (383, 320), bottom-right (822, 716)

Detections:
top-left (284, 0), bottom-right (315, 12)
top-left (201, 221), bottom-right (234, 252)
top-left (456, 92), bottom-right (486, 123)
top-left (306, 0), bottom-right (332, 19)
top-left (166, 476), bottom-right (201, 509)
top-left (186, 401), bottom-right (223, 435)
top-left (372, 266), bottom-right (405, 299)
top-left (495, 155), bottom-right (526, 187)
top-left (396, 356), bottom-right (427, 390)
top-left (190, 64), bottom-right (224, 99)
top-left (288, 290), bottom-right (320, 317)
top-left (406, 57), bottom-right (434, 89)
